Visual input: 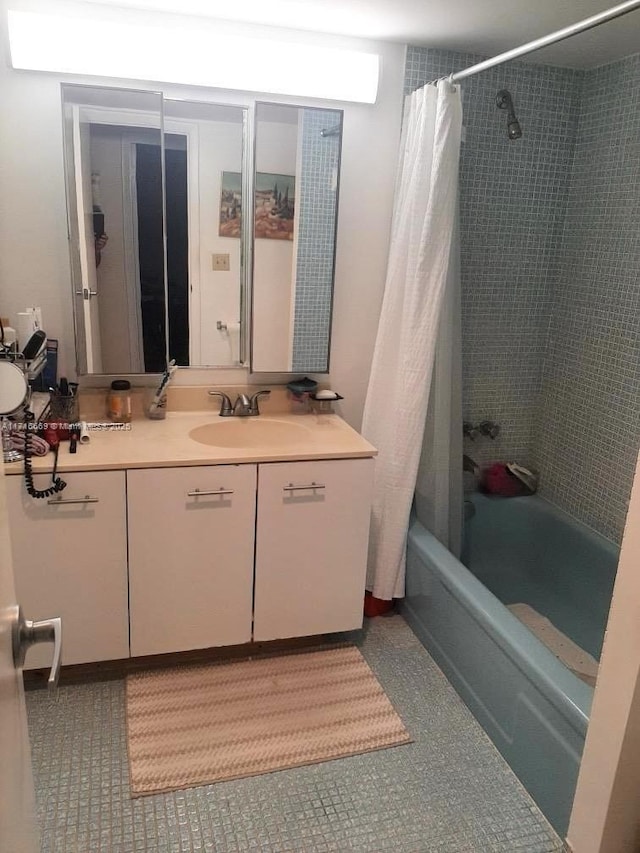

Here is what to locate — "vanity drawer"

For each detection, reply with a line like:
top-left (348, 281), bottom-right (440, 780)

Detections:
top-left (127, 464), bottom-right (257, 656)
top-left (6, 470), bottom-right (129, 668)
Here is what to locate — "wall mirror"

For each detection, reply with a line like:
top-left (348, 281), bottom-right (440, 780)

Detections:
top-left (62, 85), bottom-right (166, 374)
top-left (251, 102), bottom-right (343, 374)
top-left (162, 98), bottom-right (248, 369)
top-left (62, 86), bottom-right (342, 377)
top-left (62, 85), bottom-right (248, 375)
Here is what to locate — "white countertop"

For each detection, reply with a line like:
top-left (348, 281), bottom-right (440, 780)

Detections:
top-left (4, 412), bottom-right (376, 475)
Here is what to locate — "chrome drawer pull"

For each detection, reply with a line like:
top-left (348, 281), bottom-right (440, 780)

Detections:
top-left (187, 488), bottom-right (234, 497)
top-left (47, 495), bottom-right (99, 505)
top-left (283, 482), bottom-right (326, 492)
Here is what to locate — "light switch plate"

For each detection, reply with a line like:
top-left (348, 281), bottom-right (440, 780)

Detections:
top-left (212, 253), bottom-right (230, 271)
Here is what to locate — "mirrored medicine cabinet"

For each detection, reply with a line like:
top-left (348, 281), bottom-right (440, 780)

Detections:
top-left (61, 84), bottom-right (343, 377)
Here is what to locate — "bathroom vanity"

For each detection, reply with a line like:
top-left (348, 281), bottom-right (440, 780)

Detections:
top-left (5, 410), bottom-right (375, 670)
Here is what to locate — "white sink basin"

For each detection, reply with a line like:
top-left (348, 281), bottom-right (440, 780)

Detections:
top-left (189, 418), bottom-right (313, 449)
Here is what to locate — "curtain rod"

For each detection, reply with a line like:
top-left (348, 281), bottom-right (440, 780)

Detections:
top-left (443, 0), bottom-right (640, 83)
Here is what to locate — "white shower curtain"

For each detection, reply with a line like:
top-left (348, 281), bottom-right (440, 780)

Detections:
top-left (361, 79), bottom-right (463, 601)
top-left (414, 223), bottom-right (463, 559)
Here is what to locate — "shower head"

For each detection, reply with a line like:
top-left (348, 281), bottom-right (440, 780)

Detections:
top-left (320, 124), bottom-right (341, 138)
top-left (496, 89), bottom-right (522, 140)
top-left (507, 118), bottom-right (522, 140)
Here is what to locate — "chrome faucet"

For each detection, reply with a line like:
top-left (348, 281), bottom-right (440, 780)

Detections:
top-left (208, 389), bottom-right (271, 417)
top-left (463, 420), bottom-right (501, 440)
top-left (233, 394), bottom-right (252, 417)
top-left (478, 420), bottom-right (501, 440)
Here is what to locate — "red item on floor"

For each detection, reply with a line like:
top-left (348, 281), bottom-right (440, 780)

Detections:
top-left (481, 462), bottom-right (524, 497)
top-left (364, 592), bottom-right (395, 617)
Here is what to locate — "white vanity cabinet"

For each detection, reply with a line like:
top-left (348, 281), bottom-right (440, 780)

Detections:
top-left (127, 465), bottom-right (257, 656)
top-left (6, 470), bottom-right (129, 668)
top-left (253, 458), bottom-right (374, 641)
top-left (7, 443), bottom-right (375, 667)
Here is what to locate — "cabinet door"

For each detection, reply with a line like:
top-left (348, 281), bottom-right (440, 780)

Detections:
top-left (128, 465), bottom-right (256, 656)
top-left (6, 470), bottom-right (129, 668)
top-left (254, 458), bottom-right (374, 641)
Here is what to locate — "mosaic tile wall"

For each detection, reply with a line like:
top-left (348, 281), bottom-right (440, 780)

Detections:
top-left (534, 53), bottom-right (640, 543)
top-left (291, 108), bottom-right (342, 372)
top-left (405, 47), bottom-right (582, 471)
top-left (405, 48), bottom-right (640, 543)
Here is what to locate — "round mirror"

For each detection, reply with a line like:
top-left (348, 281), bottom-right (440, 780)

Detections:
top-left (0, 361), bottom-right (28, 415)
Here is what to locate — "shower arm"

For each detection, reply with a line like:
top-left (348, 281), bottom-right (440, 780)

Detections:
top-left (496, 90), bottom-right (522, 139)
top-left (496, 90), bottom-right (515, 119)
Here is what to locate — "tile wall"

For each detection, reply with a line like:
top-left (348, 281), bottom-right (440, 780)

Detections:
top-left (405, 47), bottom-right (640, 543)
top-left (405, 48), bottom-right (582, 472)
top-left (291, 108), bottom-right (342, 372)
top-left (535, 53), bottom-right (640, 542)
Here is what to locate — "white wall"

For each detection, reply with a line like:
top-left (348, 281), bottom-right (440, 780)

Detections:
top-left (0, 2), bottom-right (405, 429)
top-left (0, 45), bottom-right (77, 380)
top-left (91, 124), bottom-right (165, 374)
top-left (90, 126), bottom-right (131, 374)
top-left (567, 451), bottom-right (640, 853)
top-left (253, 119), bottom-right (298, 370)
top-left (181, 118), bottom-right (243, 367)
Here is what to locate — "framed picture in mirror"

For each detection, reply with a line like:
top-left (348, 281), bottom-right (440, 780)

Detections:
top-left (254, 173), bottom-right (295, 241)
top-left (219, 171), bottom-right (242, 238)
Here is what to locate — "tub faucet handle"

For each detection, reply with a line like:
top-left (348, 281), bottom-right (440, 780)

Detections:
top-left (463, 421), bottom-right (479, 440)
top-left (478, 420), bottom-right (501, 440)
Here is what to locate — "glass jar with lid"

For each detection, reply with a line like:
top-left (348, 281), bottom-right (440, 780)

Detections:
top-left (107, 379), bottom-right (132, 423)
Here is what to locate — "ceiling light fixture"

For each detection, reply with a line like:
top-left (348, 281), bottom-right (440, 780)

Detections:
top-left (7, 9), bottom-right (380, 103)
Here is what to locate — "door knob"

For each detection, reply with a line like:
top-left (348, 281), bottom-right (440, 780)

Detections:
top-left (10, 605), bottom-right (62, 692)
top-left (75, 288), bottom-right (98, 300)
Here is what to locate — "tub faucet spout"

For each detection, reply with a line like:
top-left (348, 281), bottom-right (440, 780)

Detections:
top-left (463, 454), bottom-right (479, 476)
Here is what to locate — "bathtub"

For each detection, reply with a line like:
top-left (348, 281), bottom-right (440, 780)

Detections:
top-left (402, 492), bottom-right (619, 835)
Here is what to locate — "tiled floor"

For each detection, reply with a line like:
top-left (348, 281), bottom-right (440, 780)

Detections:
top-left (26, 616), bottom-right (564, 852)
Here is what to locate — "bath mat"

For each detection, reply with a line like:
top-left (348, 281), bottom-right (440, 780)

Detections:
top-left (508, 603), bottom-right (599, 687)
top-left (125, 645), bottom-right (411, 796)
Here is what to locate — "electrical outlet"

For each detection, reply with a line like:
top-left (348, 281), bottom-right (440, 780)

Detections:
top-left (211, 253), bottom-right (230, 271)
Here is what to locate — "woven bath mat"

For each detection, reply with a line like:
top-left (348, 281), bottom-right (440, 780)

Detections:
top-left (126, 645), bottom-right (411, 796)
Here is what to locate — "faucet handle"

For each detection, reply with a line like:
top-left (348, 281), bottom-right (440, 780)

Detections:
top-left (249, 389), bottom-right (271, 416)
top-left (478, 420), bottom-right (501, 440)
top-left (463, 421), bottom-right (479, 441)
top-left (208, 391), bottom-right (233, 417)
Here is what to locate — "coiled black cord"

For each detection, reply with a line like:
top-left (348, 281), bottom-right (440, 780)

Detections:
top-left (23, 410), bottom-right (67, 499)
